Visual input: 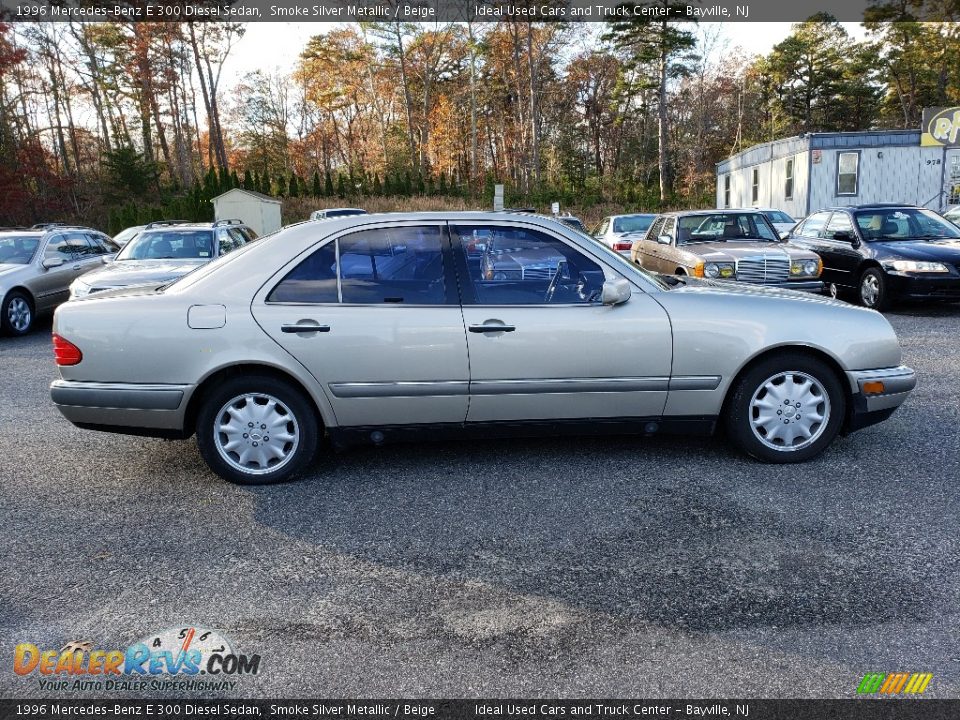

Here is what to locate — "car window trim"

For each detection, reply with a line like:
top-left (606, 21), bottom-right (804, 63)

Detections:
top-left (261, 220), bottom-right (459, 308)
top-left (448, 220), bottom-right (624, 308)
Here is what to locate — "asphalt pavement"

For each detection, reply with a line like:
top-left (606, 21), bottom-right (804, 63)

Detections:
top-left (1, 307), bottom-right (959, 699)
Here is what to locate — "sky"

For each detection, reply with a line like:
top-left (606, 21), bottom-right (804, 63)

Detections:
top-left (222, 21), bottom-right (868, 80)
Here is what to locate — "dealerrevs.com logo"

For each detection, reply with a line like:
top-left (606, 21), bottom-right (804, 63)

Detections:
top-left (13, 627), bottom-right (260, 692)
top-left (857, 672), bottom-right (933, 695)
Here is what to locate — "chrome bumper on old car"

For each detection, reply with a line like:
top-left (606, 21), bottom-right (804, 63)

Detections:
top-left (51, 379), bottom-right (191, 436)
top-left (845, 365), bottom-right (917, 431)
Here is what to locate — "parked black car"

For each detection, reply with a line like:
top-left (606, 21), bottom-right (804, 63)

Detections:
top-left (787, 204), bottom-right (960, 310)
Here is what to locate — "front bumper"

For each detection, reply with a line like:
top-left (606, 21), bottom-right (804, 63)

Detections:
top-left (845, 365), bottom-right (916, 432)
top-left (884, 272), bottom-right (960, 300)
top-left (51, 379), bottom-right (191, 437)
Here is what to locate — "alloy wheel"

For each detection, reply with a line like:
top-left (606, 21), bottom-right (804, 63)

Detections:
top-left (213, 393), bottom-right (300, 475)
top-left (6, 297), bottom-right (31, 333)
top-left (860, 274), bottom-right (880, 307)
top-left (748, 371), bottom-right (831, 452)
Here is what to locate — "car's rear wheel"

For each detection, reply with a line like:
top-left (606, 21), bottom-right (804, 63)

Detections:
top-left (2, 291), bottom-right (34, 336)
top-left (858, 267), bottom-right (891, 311)
top-left (726, 355), bottom-right (845, 463)
top-left (196, 375), bottom-right (319, 485)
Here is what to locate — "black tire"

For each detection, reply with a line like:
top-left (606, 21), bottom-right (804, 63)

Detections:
top-left (726, 354), bottom-right (846, 463)
top-left (196, 374), bottom-right (320, 485)
top-left (858, 267), bottom-right (891, 311)
top-left (1, 290), bottom-right (34, 336)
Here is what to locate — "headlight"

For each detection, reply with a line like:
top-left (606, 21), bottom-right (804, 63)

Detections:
top-left (704, 262), bottom-right (735, 279)
top-left (791, 260), bottom-right (821, 277)
top-left (885, 260), bottom-right (950, 273)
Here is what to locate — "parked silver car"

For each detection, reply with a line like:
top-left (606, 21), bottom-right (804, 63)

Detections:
top-left (51, 212), bottom-right (915, 485)
top-left (0, 226), bottom-right (117, 336)
top-left (70, 220), bottom-right (256, 299)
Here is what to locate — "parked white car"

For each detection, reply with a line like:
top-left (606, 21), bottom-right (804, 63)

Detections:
top-left (756, 209), bottom-right (797, 237)
top-left (592, 214), bottom-right (657, 255)
top-left (310, 208), bottom-right (368, 221)
top-left (52, 212), bottom-right (915, 485)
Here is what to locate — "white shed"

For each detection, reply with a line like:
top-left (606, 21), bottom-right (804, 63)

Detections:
top-left (212, 188), bottom-right (282, 237)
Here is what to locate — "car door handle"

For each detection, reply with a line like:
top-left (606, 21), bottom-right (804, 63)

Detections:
top-left (469, 324), bottom-right (516, 333)
top-left (281, 323), bottom-right (330, 334)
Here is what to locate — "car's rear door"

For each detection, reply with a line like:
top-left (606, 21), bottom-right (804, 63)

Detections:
top-left (251, 221), bottom-right (470, 427)
top-left (451, 221), bottom-right (673, 423)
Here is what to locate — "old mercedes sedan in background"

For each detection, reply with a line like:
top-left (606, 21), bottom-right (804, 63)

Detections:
top-left (632, 210), bottom-right (822, 291)
top-left (51, 212), bottom-right (914, 485)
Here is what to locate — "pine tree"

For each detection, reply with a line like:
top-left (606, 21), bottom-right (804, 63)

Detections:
top-left (230, 170), bottom-right (240, 189)
top-left (312, 171), bottom-right (322, 198)
top-left (288, 174), bottom-right (299, 197)
top-left (416, 173), bottom-right (426, 195)
top-left (336, 173), bottom-right (346, 198)
top-left (403, 171), bottom-right (412, 196)
top-left (372, 173), bottom-right (382, 195)
top-left (276, 175), bottom-right (287, 197)
top-left (218, 167), bottom-right (231, 192)
top-left (324, 171), bottom-right (334, 197)
top-left (203, 167), bottom-right (218, 200)
top-left (438, 173), bottom-right (448, 195)
top-left (242, 170), bottom-right (253, 190)
top-left (261, 173), bottom-right (272, 196)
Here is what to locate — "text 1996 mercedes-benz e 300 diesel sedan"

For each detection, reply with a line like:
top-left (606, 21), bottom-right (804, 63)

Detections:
top-left (50, 212), bottom-right (916, 485)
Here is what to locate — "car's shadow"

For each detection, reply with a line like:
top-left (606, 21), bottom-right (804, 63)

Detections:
top-left (239, 432), bottom-right (936, 634)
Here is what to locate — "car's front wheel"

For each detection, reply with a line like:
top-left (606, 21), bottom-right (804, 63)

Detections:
top-left (726, 355), bottom-right (845, 463)
top-left (858, 267), bottom-right (891, 310)
top-left (196, 374), bottom-right (320, 485)
top-left (2, 290), bottom-right (34, 336)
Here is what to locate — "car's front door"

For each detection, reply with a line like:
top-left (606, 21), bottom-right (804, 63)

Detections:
top-left (639, 216), bottom-right (667, 271)
top-left (252, 222), bottom-right (470, 427)
top-left (31, 233), bottom-right (94, 311)
top-left (819, 211), bottom-right (863, 289)
top-left (451, 222), bottom-right (673, 423)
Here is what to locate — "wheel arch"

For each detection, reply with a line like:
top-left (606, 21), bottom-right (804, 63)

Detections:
top-left (2, 286), bottom-right (35, 309)
top-left (183, 362), bottom-right (333, 439)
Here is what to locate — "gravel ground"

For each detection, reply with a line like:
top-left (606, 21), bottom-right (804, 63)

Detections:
top-left (1, 307), bottom-right (958, 699)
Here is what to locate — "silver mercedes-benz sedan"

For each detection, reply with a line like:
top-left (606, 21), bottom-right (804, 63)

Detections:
top-left (50, 212), bottom-right (916, 485)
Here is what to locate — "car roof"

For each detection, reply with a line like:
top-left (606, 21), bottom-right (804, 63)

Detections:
top-left (610, 212), bottom-right (657, 218)
top-left (0, 230), bottom-right (43, 237)
top-left (826, 204), bottom-right (922, 211)
top-left (659, 209), bottom-right (765, 217)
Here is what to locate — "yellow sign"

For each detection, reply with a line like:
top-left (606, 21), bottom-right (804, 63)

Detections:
top-left (921, 106), bottom-right (960, 146)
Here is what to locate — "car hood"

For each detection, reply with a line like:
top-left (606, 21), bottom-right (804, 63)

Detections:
top-left (877, 239), bottom-right (960, 263)
top-left (666, 275), bottom-right (846, 306)
top-left (78, 259), bottom-right (207, 288)
top-left (683, 242), bottom-right (814, 261)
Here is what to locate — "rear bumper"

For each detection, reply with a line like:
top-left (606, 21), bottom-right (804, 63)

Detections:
top-left (51, 379), bottom-right (190, 436)
top-left (845, 365), bottom-right (916, 432)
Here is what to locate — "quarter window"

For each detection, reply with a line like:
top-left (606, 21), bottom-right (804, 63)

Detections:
top-left (837, 151), bottom-right (859, 195)
top-left (751, 168), bottom-right (759, 204)
top-left (784, 158), bottom-right (794, 200)
top-left (268, 241), bottom-right (338, 304)
top-left (453, 225), bottom-right (606, 305)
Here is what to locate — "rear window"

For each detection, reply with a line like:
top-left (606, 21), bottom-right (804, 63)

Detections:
top-left (764, 211), bottom-right (794, 224)
top-left (117, 230), bottom-right (214, 260)
top-left (0, 235), bottom-right (40, 264)
top-left (613, 215), bottom-right (655, 234)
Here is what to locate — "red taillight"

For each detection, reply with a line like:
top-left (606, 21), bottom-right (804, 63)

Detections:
top-left (613, 241), bottom-right (633, 252)
top-left (52, 333), bottom-right (82, 366)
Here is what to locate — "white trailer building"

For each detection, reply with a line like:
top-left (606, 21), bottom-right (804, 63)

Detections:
top-left (716, 129), bottom-right (960, 217)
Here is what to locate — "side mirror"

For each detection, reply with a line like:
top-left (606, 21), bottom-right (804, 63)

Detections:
top-left (779, 231), bottom-right (790, 241)
top-left (101, 254), bottom-right (115, 264)
top-left (601, 277), bottom-right (632, 306)
top-left (833, 230), bottom-right (853, 241)
top-left (42, 257), bottom-right (63, 269)
top-left (657, 234), bottom-right (672, 245)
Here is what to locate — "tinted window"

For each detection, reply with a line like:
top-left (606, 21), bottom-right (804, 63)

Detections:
top-left (796, 212), bottom-right (831, 238)
top-left (88, 233), bottom-right (119, 255)
top-left (118, 231), bottom-right (214, 260)
top-left (339, 226), bottom-right (445, 304)
top-left (45, 233), bottom-right (90, 260)
top-left (613, 215), bottom-right (655, 234)
top-left (455, 225), bottom-right (605, 305)
top-left (764, 211), bottom-right (794, 224)
top-left (268, 241), bottom-right (338, 304)
top-left (0, 235), bottom-right (40, 264)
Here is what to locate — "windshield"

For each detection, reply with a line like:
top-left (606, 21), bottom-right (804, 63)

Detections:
top-left (113, 226), bottom-right (142, 244)
top-left (854, 208), bottom-right (960, 241)
top-left (678, 213), bottom-right (779, 243)
top-left (0, 235), bottom-right (40, 264)
top-left (764, 211), bottom-right (794, 224)
top-left (117, 230), bottom-right (214, 260)
top-left (613, 215), bottom-right (655, 234)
